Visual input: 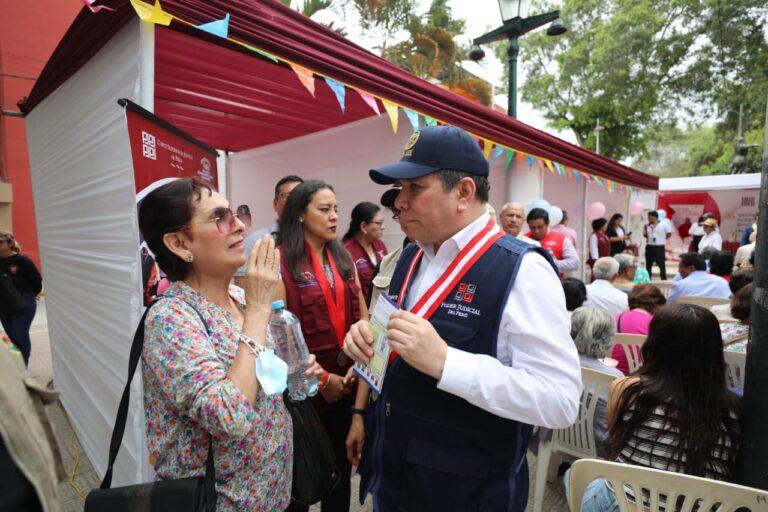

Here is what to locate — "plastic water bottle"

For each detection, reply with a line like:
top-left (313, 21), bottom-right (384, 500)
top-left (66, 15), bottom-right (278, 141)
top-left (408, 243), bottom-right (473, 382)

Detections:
top-left (269, 300), bottom-right (317, 400)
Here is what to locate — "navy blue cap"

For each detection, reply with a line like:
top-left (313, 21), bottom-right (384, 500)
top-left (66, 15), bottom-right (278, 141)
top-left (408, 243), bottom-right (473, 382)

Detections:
top-left (370, 126), bottom-right (489, 185)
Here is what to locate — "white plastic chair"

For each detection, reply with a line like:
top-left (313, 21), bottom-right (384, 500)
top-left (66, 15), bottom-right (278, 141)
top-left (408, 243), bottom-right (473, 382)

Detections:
top-left (532, 368), bottom-right (618, 512)
top-left (612, 333), bottom-right (646, 374)
top-left (724, 350), bottom-right (747, 389)
top-left (653, 280), bottom-right (675, 298)
top-left (568, 458), bottom-right (768, 512)
top-left (677, 295), bottom-right (731, 308)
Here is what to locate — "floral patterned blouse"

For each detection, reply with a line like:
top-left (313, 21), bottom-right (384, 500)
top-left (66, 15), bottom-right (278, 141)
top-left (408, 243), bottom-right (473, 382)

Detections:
top-left (142, 281), bottom-right (292, 511)
top-left (722, 322), bottom-right (750, 354)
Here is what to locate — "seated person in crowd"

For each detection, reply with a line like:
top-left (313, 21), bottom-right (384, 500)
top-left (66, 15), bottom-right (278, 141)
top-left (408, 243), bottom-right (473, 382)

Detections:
top-left (721, 283), bottom-right (752, 353)
top-left (734, 231), bottom-right (756, 271)
top-left (584, 257), bottom-right (628, 316)
top-left (611, 253), bottom-right (636, 292)
top-left (667, 252), bottom-right (731, 303)
top-left (709, 250), bottom-right (734, 283)
top-left (563, 277), bottom-right (587, 315)
top-left (611, 284), bottom-right (666, 375)
top-left (570, 307), bottom-right (622, 457)
top-left (711, 270), bottom-right (753, 321)
top-left (698, 217), bottom-right (723, 252)
top-left (567, 303), bottom-right (741, 511)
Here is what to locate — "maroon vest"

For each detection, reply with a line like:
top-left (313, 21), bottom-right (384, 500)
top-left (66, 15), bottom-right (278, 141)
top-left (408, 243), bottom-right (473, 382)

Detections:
top-left (344, 237), bottom-right (388, 303)
top-left (279, 248), bottom-right (361, 409)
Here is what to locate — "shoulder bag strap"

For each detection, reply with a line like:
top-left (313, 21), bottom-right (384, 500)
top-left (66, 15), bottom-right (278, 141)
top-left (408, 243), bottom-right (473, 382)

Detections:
top-left (101, 298), bottom-right (217, 500)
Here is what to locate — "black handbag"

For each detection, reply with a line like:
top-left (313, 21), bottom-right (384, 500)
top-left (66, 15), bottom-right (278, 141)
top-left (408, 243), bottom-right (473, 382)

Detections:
top-left (85, 301), bottom-right (217, 512)
top-left (0, 272), bottom-right (25, 314)
top-left (283, 393), bottom-right (340, 505)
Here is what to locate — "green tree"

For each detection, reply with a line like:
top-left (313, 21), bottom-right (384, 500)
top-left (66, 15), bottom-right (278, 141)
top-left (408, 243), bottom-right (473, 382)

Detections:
top-left (512, 0), bottom-right (768, 162)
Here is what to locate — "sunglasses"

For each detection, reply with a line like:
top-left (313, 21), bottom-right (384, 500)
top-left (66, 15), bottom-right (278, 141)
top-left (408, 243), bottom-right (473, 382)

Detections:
top-left (187, 207), bottom-right (252, 235)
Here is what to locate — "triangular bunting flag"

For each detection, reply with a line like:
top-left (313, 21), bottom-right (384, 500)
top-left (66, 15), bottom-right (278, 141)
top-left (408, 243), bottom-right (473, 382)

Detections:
top-left (382, 99), bottom-right (399, 133)
top-left (324, 77), bottom-right (347, 113)
top-left (482, 139), bottom-right (493, 159)
top-left (424, 116), bottom-right (437, 126)
top-left (241, 43), bottom-right (279, 62)
top-left (491, 146), bottom-right (504, 163)
top-left (544, 159), bottom-right (555, 174)
top-left (198, 12), bottom-right (230, 38)
top-left (82, 0), bottom-right (115, 12)
top-left (129, 0), bottom-right (173, 25)
top-left (356, 90), bottom-right (380, 115)
top-left (404, 108), bottom-right (419, 132)
top-left (526, 156), bottom-right (536, 168)
top-left (504, 149), bottom-right (515, 170)
top-left (289, 63), bottom-right (316, 96)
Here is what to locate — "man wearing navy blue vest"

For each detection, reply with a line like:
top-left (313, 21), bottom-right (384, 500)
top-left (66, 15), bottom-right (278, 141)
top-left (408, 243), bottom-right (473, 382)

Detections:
top-left (343, 126), bottom-right (581, 511)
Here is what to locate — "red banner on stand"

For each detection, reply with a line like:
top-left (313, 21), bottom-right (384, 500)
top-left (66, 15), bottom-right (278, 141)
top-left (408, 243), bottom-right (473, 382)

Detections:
top-left (121, 99), bottom-right (219, 304)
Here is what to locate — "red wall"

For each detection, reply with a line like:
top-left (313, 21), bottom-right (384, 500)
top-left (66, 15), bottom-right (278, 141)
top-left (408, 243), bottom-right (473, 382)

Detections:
top-left (0, 1), bottom-right (81, 266)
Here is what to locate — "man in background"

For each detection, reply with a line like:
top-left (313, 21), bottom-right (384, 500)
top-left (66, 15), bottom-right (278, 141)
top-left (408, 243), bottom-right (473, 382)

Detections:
top-left (526, 208), bottom-right (580, 274)
top-left (499, 202), bottom-right (539, 245)
top-left (234, 175), bottom-right (303, 287)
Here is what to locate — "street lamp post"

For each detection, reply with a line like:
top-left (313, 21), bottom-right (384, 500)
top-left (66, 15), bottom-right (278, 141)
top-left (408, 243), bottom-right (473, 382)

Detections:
top-left (469, 0), bottom-right (566, 118)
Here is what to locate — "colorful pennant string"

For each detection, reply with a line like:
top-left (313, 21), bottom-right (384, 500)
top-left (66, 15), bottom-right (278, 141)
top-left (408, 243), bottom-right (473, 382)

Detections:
top-left (404, 108), bottom-right (419, 132)
top-left (197, 12), bottom-right (230, 38)
top-left (356, 89), bottom-right (380, 115)
top-left (129, 0), bottom-right (172, 25)
top-left (82, 0), bottom-right (115, 12)
top-left (382, 99), bottom-right (399, 133)
top-left (289, 63), bottom-right (316, 96)
top-left (504, 149), bottom-right (515, 170)
top-left (491, 146), bottom-right (505, 163)
top-left (324, 77), bottom-right (347, 113)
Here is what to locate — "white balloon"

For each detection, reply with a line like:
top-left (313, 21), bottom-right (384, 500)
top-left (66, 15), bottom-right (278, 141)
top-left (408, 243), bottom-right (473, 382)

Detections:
top-left (530, 198), bottom-right (551, 211)
top-left (549, 206), bottom-right (564, 226)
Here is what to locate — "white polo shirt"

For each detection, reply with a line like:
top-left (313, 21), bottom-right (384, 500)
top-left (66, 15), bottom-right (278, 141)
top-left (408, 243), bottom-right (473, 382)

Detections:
top-left (645, 221), bottom-right (671, 246)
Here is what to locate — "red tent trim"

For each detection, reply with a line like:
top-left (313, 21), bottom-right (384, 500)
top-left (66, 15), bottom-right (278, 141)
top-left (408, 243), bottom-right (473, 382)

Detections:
top-left (20, 0), bottom-right (658, 190)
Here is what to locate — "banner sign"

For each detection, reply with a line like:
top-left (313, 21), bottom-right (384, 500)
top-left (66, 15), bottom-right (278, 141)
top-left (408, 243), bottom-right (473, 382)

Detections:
top-left (120, 99), bottom-right (219, 304)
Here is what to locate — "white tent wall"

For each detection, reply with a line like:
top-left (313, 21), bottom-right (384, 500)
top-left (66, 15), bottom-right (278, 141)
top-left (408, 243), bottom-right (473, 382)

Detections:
top-left (228, 113), bottom-right (413, 251)
top-left (25, 19), bottom-right (152, 486)
top-left (542, 169), bottom-right (588, 273)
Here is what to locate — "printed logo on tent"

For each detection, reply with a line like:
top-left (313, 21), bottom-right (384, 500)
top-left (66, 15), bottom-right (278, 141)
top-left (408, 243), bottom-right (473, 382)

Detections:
top-left (403, 131), bottom-right (420, 157)
top-left (142, 131), bottom-right (157, 160)
top-left (454, 282), bottom-right (476, 304)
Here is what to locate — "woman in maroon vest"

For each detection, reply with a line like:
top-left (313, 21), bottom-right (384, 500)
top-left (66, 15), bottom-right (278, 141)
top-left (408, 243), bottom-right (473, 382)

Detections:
top-left (342, 202), bottom-right (388, 305)
top-left (276, 180), bottom-right (367, 512)
top-left (588, 217), bottom-right (611, 268)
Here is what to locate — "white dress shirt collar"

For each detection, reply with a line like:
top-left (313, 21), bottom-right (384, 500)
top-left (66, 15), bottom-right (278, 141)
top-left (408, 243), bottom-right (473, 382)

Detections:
top-left (417, 211), bottom-right (490, 260)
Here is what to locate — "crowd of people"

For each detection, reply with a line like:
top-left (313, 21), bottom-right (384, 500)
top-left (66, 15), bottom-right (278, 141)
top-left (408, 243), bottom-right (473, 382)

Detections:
top-left (0, 124), bottom-right (760, 511)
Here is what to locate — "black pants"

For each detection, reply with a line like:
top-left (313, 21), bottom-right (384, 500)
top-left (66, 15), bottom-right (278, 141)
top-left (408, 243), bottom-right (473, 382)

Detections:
top-left (645, 244), bottom-right (667, 280)
top-left (286, 400), bottom-right (352, 512)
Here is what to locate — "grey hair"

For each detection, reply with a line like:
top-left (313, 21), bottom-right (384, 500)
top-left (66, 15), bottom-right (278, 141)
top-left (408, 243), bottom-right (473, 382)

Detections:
top-left (593, 256), bottom-right (620, 280)
top-left (570, 306), bottom-right (616, 358)
top-left (614, 253), bottom-right (635, 276)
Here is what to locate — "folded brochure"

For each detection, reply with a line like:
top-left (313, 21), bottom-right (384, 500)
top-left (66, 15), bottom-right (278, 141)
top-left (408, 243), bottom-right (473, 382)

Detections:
top-left (353, 294), bottom-right (399, 394)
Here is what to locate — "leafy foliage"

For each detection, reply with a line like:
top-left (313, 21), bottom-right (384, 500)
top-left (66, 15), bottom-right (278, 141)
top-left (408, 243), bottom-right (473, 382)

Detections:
top-left (514, 0), bottom-right (768, 166)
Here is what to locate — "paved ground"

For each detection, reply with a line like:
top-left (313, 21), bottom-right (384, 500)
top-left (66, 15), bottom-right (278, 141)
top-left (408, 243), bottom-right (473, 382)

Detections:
top-left (23, 298), bottom-right (569, 511)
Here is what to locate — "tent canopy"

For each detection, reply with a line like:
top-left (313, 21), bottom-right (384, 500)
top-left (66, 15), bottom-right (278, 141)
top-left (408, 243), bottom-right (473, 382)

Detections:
top-left (22, 0), bottom-right (658, 190)
top-left (659, 173), bottom-right (761, 192)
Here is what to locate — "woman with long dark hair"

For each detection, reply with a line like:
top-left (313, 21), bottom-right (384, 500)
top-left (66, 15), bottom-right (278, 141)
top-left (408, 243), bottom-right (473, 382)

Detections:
top-left (568, 303), bottom-right (741, 510)
top-left (606, 213), bottom-right (630, 256)
top-left (343, 202), bottom-right (388, 304)
top-left (276, 180), bottom-right (367, 512)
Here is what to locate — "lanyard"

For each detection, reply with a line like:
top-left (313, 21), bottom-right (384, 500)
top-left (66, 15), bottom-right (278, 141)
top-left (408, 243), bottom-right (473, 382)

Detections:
top-left (306, 243), bottom-right (346, 347)
top-left (389, 218), bottom-right (503, 362)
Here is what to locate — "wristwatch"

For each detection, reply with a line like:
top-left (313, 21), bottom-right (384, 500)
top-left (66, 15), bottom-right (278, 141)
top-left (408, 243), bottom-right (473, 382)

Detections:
top-left (351, 407), bottom-right (367, 417)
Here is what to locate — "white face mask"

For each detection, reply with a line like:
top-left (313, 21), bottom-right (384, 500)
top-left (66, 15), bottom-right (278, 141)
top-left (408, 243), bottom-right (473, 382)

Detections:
top-left (254, 348), bottom-right (288, 396)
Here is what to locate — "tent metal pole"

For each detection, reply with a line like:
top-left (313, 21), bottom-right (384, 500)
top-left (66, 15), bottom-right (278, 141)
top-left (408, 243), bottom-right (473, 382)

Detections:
top-left (138, 21), bottom-right (155, 112)
top-left (737, 93), bottom-right (768, 490)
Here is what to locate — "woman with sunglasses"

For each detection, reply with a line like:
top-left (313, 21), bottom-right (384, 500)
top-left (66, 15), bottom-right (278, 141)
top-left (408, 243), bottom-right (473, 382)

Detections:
top-left (276, 180), bottom-right (368, 512)
top-left (343, 202), bottom-right (388, 305)
top-left (138, 178), bottom-right (318, 511)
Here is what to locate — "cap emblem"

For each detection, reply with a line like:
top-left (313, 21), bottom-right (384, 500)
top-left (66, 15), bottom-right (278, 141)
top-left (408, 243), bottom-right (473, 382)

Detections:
top-left (403, 131), bottom-right (420, 157)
